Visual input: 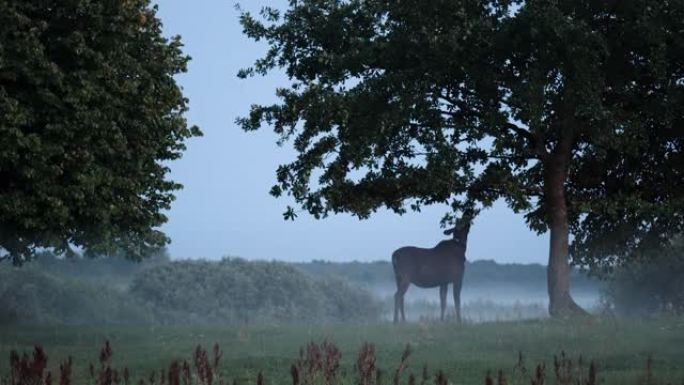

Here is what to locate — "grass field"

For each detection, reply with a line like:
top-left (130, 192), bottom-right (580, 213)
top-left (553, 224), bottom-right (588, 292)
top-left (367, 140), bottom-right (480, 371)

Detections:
top-left (1, 317), bottom-right (683, 385)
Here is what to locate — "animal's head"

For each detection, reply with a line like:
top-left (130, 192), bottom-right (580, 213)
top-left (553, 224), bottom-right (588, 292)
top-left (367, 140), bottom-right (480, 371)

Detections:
top-left (443, 209), bottom-right (476, 248)
top-left (443, 225), bottom-right (470, 247)
top-left (443, 223), bottom-right (470, 247)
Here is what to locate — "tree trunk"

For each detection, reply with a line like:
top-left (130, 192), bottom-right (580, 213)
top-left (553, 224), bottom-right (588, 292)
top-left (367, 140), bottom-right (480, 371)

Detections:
top-left (544, 155), bottom-right (587, 317)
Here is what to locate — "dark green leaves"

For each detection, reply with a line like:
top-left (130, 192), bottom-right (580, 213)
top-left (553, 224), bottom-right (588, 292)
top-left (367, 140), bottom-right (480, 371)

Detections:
top-left (238, 0), bottom-right (509, 221)
top-left (240, 0), bottom-right (683, 274)
top-left (0, 0), bottom-right (200, 264)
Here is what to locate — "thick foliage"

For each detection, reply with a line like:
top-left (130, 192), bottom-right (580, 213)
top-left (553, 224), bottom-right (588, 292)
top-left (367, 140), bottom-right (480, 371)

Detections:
top-left (239, 0), bottom-right (684, 275)
top-left (603, 239), bottom-right (684, 315)
top-left (130, 258), bottom-right (383, 323)
top-left (0, 0), bottom-right (200, 264)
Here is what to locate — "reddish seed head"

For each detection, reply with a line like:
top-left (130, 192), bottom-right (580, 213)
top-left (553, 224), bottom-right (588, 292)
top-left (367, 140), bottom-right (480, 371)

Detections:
top-left (356, 343), bottom-right (376, 385)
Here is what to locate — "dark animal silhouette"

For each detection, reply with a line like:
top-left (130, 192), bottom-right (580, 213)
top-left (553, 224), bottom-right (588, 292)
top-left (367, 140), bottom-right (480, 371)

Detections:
top-left (392, 224), bottom-right (470, 323)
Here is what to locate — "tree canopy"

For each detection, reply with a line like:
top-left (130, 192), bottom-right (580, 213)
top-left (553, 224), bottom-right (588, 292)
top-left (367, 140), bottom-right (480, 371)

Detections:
top-left (239, 0), bottom-right (683, 316)
top-left (0, 0), bottom-right (200, 264)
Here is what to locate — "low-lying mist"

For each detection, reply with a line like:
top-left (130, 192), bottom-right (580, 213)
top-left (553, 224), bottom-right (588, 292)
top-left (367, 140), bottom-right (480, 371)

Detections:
top-left (294, 260), bottom-right (601, 322)
top-left (0, 253), bottom-right (610, 325)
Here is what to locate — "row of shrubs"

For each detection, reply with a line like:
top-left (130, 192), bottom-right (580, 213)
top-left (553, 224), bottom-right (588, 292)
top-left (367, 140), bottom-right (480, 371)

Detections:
top-left (0, 258), bottom-right (383, 325)
top-left (130, 258), bottom-right (382, 323)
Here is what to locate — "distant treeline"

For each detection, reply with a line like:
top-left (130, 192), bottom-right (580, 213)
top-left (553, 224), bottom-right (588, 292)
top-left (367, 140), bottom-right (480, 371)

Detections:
top-left (293, 259), bottom-right (600, 292)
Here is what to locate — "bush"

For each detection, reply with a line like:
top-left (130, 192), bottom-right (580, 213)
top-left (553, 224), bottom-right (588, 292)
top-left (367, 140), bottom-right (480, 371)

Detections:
top-left (129, 258), bottom-right (383, 323)
top-left (602, 241), bottom-right (684, 315)
top-left (0, 266), bottom-right (155, 325)
top-left (602, 261), bottom-right (684, 316)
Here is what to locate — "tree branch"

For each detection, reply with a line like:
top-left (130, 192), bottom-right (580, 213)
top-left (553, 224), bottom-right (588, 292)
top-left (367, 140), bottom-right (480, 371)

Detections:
top-left (475, 185), bottom-right (543, 197)
top-left (505, 122), bottom-right (533, 141)
top-left (413, 151), bottom-right (534, 162)
top-left (505, 122), bottom-right (549, 161)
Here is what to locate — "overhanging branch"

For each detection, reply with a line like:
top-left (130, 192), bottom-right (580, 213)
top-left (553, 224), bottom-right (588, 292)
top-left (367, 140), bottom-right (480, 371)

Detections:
top-left (505, 123), bottom-right (534, 142)
top-left (474, 185), bottom-right (543, 198)
top-left (505, 122), bottom-right (549, 160)
top-left (413, 151), bottom-right (534, 162)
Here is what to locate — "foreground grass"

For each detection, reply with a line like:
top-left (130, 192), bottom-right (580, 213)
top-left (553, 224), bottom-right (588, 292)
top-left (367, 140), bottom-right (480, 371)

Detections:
top-left (1, 317), bottom-right (683, 385)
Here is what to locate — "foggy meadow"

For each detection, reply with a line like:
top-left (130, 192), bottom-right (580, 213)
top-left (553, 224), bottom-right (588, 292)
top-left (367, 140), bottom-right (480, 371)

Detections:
top-left (2, 253), bottom-right (682, 384)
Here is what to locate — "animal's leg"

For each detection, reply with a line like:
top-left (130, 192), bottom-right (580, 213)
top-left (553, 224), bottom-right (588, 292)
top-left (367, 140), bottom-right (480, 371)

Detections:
top-left (394, 277), bottom-right (410, 323)
top-left (394, 278), bottom-right (411, 322)
top-left (453, 275), bottom-right (463, 324)
top-left (439, 284), bottom-right (448, 321)
top-left (393, 280), bottom-right (399, 324)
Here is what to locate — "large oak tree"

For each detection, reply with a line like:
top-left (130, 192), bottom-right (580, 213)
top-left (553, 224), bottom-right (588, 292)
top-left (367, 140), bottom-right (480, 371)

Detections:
top-left (0, 0), bottom-right (200, 264)
top-left (239, 0), bottom-right (683, 316)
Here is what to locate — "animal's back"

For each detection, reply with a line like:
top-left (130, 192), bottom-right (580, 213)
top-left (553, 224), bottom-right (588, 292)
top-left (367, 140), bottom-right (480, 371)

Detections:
top-left (392, 246), bottom-right (427, 267)
top-left (392, 245), bottom-right (464, 287)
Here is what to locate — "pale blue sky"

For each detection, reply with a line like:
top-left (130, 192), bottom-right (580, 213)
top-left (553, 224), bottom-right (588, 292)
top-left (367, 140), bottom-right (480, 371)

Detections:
top-left (155, 1), bottom-right (549, 263)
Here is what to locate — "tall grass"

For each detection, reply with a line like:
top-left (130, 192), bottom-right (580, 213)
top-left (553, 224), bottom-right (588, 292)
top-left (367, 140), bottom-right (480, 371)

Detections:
top-left (3, 338), bottom-right (679, 385)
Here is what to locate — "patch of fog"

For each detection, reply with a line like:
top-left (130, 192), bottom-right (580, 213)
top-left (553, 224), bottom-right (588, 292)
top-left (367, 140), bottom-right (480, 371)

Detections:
top-left (372, 284), bottom-right (602, 322)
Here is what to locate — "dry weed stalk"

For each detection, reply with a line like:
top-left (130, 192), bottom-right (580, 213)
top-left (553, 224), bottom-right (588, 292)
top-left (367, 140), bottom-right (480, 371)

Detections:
top-left (9, 346), bottom-right (48, 385)
top-left (59, 357), bottom-right (72, 385)
top-left (433, 370), bottom-right (447, 385)
top-left (256, 372), bottom-right (264, 385)
top-left (322, 342), bottom-right (341, 385)
top-left (531, 363), bottom-right (545, 385)
top-left (6, 346), bottom-right (74, 385)
top-left (420, 365), bottom-right (428, 385)
top-left (393, 345), bottom-right (411, 385)
top-left (484, 371), bottom-right (493, 385)
top-left (182, 362), bottom-right (191, 385)
top-left (294, 341), bottom-right (341, 385)
top-left (356, 343), bottom-right (376, 385)
top-left (553, 351), bottom-right (572, 385)
top-left (496, 370), bottom-right (505, 385)
top-left (168, 362), bottom-right (181, 385)
top-left (212, 345), bottom-right (222, 373)
top-left (513, 351), bottom-right (527, 379)
top-left (586, 361), bottom-right (596, 385)
top-left (193, 345), bottom-right (213, 385)
top-left (291, 365), bottom-right (300, 385)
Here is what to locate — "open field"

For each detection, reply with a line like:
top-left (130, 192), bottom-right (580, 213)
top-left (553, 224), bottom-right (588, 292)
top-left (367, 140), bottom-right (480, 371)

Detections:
top-left (1, 317), bottom-right (683, 385)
